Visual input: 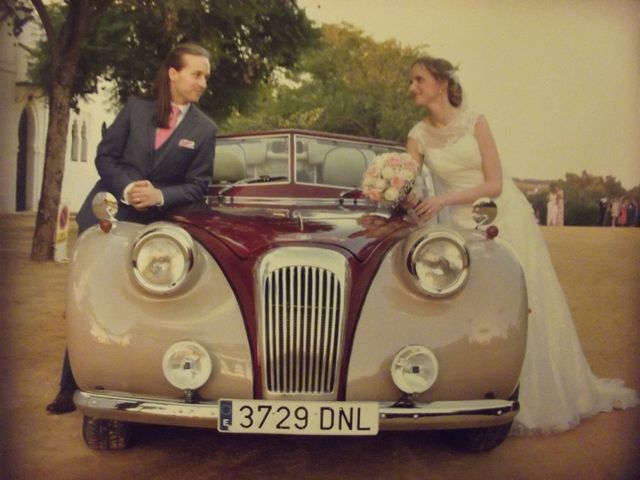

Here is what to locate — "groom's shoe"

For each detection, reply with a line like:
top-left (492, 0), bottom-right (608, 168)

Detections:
top-left (46, 389), bottom-right (76, 414)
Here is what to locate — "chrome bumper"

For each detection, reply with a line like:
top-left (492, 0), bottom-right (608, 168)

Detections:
top-left (75, 390), bottom-right (519, 431)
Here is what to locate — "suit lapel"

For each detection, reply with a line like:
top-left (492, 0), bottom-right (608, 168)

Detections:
top-left (145, 101), bottom-right (158, 173)
top-left (151, 104), bottom-right (197, 172)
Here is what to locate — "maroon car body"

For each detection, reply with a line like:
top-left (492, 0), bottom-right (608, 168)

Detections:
top-left (70, 130), bottom-right (527, 451)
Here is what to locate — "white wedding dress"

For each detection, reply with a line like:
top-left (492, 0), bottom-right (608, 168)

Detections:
top-left (409, 108), bottom-right (639, 435)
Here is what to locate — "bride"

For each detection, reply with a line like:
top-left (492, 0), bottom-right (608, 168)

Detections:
top-left (405, 55), bottom-right (638, 435)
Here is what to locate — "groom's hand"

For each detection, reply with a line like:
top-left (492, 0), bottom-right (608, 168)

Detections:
top-left (127, 180), bottom-right (162, 211)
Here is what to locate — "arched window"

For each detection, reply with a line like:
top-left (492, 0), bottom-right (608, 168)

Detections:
top-left (101, 121), bottom-right (107, 137)
top-left (81, 121), bottom-right (88, 162)
top-left (71, 120), bottom-right (79, 162)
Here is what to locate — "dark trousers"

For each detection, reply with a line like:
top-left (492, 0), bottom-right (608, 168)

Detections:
top-left (59, 349), bottom-right (78, 392)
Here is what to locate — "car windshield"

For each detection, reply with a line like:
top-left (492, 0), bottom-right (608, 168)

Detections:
top-left (212, 134), bottom-right (403, 188)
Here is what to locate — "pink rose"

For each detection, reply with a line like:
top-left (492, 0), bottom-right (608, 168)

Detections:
top-left (388, 156), bottom-right (401, 168)
top-left (403, 159), bottom-right (419, 172)
top-left (368, 190), bottom-right (382, 202)
top-left (391, 175), bottom-right (405, 188)
top-left (366, 165), bottom-right (381, 177)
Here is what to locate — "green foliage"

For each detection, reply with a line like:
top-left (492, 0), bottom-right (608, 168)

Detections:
top-left (0, 0), bottom-right (34, 35)
top-left (564, 203), bottom-right (599, 226)
top-left (24, 0), bottom-right (320, 121)
top-left (223, 23), bottom-right (424, 142)
top-left (559, 171), bottom-right (618, 225)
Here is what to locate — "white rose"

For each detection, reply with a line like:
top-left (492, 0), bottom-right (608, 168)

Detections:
top-left (362, 176), bottom-right (376, 188)
top-left (374, 179), bottom-right (387, 190)
top-left (381, 166), bottom-right (395, 179)
top-left (374, 154), bottom-right (387, 167)
top-left (401, 169), bottom-right (415, 181)
top-left (384, 187), bottom-right (400, 202)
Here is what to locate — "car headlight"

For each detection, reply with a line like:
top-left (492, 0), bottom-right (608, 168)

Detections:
top-left (391, 345), bottom-right (439, 394)
top-left (404, 228), bottom-right (470, 297)
top-left (130, 223), bottom-right (195, 295)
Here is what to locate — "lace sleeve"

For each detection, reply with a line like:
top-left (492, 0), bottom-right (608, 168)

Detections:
top-left (463, 109), bottom-right (481, 132)
top-left (407, 122), bottom-right (426, 155)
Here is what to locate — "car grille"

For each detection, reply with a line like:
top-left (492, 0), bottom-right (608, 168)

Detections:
top-left (258, 248), bottom-right (347, 396)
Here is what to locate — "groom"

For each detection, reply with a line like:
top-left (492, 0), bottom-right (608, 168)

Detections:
top-left (47, 43), bottom-right (217, 414)
top-left (76, 43), bottom-right (217, 231)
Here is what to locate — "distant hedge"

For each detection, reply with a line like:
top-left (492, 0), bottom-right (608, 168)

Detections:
top-left (564, 203), bottom-right (599, 226)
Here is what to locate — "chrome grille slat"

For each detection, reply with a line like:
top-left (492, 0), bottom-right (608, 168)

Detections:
top-left (325, 276), bottom-right (339, 391)
top-left (308, 267), bottom-right (318, 392)
top-left (259, 249), bottom-right (347, 396)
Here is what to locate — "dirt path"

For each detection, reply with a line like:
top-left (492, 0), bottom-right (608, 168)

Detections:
top-left (1, 213), bottom-right (638, 480)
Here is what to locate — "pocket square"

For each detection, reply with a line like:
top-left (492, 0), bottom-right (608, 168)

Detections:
top-left (179, 139), bottom-right (196, 149)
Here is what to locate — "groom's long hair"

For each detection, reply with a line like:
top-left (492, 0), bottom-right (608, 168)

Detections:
top-left (153, 43), bottom-right (211, 128)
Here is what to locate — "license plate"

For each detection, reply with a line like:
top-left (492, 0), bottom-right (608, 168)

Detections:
top-left (218, 399), bottom-right (379, 435)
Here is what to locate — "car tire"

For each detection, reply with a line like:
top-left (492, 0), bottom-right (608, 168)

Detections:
top-left (82, 416), bottom-right (133, 450)
top-left (443, 421), bottom-right (513, 452)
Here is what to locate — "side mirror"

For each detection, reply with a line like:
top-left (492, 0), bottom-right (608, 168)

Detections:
top-left (92, 192), bottom-right (118, 221)
top-left (472, 198), bottom-right (497, 227)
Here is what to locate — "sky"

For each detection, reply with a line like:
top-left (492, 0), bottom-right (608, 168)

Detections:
top-left (297, 0), bottom-right (640, 188)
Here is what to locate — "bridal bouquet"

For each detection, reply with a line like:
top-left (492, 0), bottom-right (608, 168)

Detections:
top-left (361, 152), bottom-right (419, 206)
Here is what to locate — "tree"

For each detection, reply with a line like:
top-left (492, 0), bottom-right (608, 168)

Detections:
top-left (556, 171), bottom-right (626, 225)
top-left (223, 23), bottom-right (424, 142)
top-left (5, 0), bottom-right (113, 262)
top-left (0, 0), bottom-right (318, 261)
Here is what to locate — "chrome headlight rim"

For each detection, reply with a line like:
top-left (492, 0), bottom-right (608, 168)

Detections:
top-left (405, 229), bottom-right (470, 298)
top-left (130, 222), bottom-right (195, 295)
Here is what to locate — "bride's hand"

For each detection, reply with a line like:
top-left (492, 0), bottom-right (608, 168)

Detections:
top-left (412, 196), bottom-right (446, 221)
top-left (402, 192), bottom-right (421, 210)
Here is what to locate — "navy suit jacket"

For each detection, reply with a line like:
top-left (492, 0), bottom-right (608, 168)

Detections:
top-left (76, 97), bottom-right (216, 232)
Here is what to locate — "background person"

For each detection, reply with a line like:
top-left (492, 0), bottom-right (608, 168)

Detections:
top-left (405, 55), bottom-right (638, 435)
top-left (627, 198), bottom-right (638, 226)
top-left (556, 187), bottom-right (564, 226)
top-left (546, 184), bottom-right (559, 226)
top-left (46, 43), bottom-right (217, 414)
top-left (617, 198), bottom-right (628, 226)
top-left (598, 196), bottom-right (608, 226)
top-left (610, 197), bottom-right (621, 227)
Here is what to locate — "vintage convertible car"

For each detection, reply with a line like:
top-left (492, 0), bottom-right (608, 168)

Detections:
top-left (69, 130), bottom-right (527, 451)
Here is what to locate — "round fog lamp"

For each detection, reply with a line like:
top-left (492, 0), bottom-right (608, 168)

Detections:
top-left (162, 341), bottom-right (212, 390)
top-left (391, 345), bottom-right (439, 394)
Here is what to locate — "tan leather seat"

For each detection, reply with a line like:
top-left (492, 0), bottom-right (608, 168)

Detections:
top-left (212, 149), bottom-right (246, 183)
top-left (322, 147), bottom-right (368, 187)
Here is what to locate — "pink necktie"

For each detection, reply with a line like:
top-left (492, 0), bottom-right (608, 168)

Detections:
top-left (154, 105), bottom-right (180, 149)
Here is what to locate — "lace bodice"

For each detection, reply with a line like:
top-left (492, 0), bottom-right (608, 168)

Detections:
top-left (408, 108), bottom-right (486, 228)
top-left (409, 106), bottom-right (479, 149)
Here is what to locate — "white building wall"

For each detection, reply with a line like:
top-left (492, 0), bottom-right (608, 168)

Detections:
top-left (61, 95), bottom-right (115, 211)
top-left (0, 22), bottom-right (116, 214)
top-left (0, 22), bottom-right (19, 213)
